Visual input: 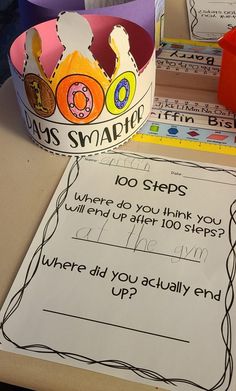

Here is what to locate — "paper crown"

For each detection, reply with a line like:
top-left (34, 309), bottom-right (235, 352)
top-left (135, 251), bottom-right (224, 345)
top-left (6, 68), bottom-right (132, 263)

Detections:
top-left (10, 12), bottom-right (155, 156)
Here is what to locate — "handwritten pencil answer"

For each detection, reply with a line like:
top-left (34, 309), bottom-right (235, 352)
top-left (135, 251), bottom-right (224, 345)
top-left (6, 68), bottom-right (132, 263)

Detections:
top-left (187, 0), bottom-right (236, 41)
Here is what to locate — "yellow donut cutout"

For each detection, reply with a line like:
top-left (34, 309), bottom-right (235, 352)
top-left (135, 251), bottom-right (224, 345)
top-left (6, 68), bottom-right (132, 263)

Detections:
top-left (106, 72), bottom-right (136, 115)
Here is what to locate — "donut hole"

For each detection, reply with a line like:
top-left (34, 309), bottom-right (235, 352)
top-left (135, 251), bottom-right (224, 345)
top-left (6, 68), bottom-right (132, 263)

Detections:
top-left (74, 91), bottom-right (87, 111)
top-left (118, 86), bottom-right (127, 103)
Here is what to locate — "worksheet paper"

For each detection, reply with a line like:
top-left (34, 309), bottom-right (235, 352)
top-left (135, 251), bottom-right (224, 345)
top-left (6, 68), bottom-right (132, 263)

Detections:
top-left (186, 0), bottom-right (236, 41)
top-left (0, 151), bottom-right (236, 391)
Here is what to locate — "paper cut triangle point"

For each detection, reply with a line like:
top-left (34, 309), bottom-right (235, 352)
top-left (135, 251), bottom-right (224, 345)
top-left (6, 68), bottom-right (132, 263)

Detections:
top-left (24, 27), bottom-right (45, 78)
top-left (109, 24), bottom-right (138, 78)
top-left (57, 11), bottom-right (94, 60)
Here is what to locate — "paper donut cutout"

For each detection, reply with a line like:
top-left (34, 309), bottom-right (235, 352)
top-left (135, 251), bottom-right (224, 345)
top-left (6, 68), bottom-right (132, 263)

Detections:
top-left (24, 73), bottom-right (56, 117)
top-left (106, 71), bottom-right (136, 115)
top-left (56, 74), bottom-right (105, 124)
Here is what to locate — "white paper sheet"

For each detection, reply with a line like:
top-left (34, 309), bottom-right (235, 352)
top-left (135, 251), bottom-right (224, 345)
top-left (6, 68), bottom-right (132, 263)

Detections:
top-left (0, 151), bottom-right (236, 391)
top-left (186, 0), bottom-right (236, 41)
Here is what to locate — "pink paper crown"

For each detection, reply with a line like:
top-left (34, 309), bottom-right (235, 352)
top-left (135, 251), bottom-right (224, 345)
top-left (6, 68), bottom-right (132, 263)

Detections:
top-left (10, 12), bottom-right (155, 156)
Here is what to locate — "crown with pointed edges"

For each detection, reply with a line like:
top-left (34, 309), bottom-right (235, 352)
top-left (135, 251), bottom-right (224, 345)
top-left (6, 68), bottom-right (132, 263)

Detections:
top-left (10, 12), bottom-right (155, 156)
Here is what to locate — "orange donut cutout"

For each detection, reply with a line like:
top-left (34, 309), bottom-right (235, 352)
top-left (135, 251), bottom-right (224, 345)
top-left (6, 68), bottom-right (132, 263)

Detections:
top-left (56, 74), bottom-right (105, 124)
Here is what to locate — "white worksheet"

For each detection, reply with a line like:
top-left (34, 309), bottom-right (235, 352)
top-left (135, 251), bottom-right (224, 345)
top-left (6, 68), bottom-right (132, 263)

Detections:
top-left (0, 151), bottom-right (236, 391)
top-left (186, 0), bottom-right (236, 41)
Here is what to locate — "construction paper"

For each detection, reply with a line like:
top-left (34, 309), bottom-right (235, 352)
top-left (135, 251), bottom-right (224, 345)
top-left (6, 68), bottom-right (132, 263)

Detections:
top-left (85, 0), bottom-right (130, 8)
top-left (186, 0), bottom-right (236, 41)
top-left (9, 12), bottom-right (155, 156)
top-left (0, 150), bottom-right (236, 390)
top-left (18, 0), bottom-right (156, 40)
top-left (155, 0), bottom-right (165, 47)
